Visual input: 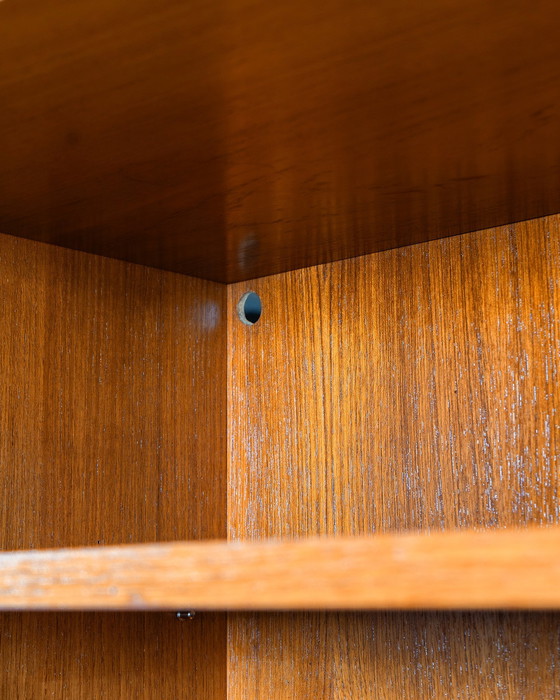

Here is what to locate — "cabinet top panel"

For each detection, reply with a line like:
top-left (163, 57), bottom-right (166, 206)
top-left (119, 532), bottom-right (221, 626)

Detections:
top-left (1, 0), bottom-right (560, 282)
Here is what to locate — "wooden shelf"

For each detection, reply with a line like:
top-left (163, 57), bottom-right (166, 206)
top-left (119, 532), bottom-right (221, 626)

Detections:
top-left (1, 527), bottom-right (559, 611)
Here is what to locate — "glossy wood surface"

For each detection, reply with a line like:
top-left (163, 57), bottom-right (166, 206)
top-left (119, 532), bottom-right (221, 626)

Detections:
top-left (0, 612), bottom-right (225, 699)
top-left (227, 217), bottom-right (560, 696)
top-left (2, 528), bottom-right (560, 611)
top-left (0, 234), bottom-right (227, 697)
top-left (2, 1), bottom-right (560, 282)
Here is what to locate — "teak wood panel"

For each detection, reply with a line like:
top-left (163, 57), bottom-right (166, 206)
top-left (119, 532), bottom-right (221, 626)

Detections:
top-left (0, 234), bottom-right (227, 697)
top-left (1, 612), bottom-right (225, 700)
top-left (228, 611), bottom-right (559, 699)
top-left (227, 216), bottom-right (560, 697)
top-left (2, 1), bottom-right (560, 282)
top-left (2, 528), bottom-right (560, 611)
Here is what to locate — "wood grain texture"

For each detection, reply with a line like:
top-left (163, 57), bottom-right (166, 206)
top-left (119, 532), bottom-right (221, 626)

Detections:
top-left (2, 528), bottom-right (560, 611)
top-left (0, 234), bottom-right (227, 697)
top-left (227, 216), bottom-right (560, 697)
top-left (228, 611), bottom-right (560, 699)
top-left (0, 612), bottom-right (225, 700)
top-left (2, 1), bottom-right (560, 281)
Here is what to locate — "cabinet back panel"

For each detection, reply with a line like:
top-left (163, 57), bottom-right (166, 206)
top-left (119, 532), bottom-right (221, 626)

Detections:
top-left (227, 216), bottom-right (560, 697)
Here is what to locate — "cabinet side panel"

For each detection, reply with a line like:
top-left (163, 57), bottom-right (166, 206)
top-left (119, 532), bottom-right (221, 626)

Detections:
top-left (0, 234), bottom-right (227, 697)
top-left (227, 216), bottom-right (560, 698)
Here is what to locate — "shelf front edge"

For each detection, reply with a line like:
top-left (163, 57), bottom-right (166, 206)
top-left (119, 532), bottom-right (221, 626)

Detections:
top-left (0, 527), bottom-right (559, 611)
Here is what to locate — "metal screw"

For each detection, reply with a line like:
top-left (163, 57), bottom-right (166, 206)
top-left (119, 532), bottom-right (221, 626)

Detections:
top-left (176, 611), bottom-right (196, 620)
